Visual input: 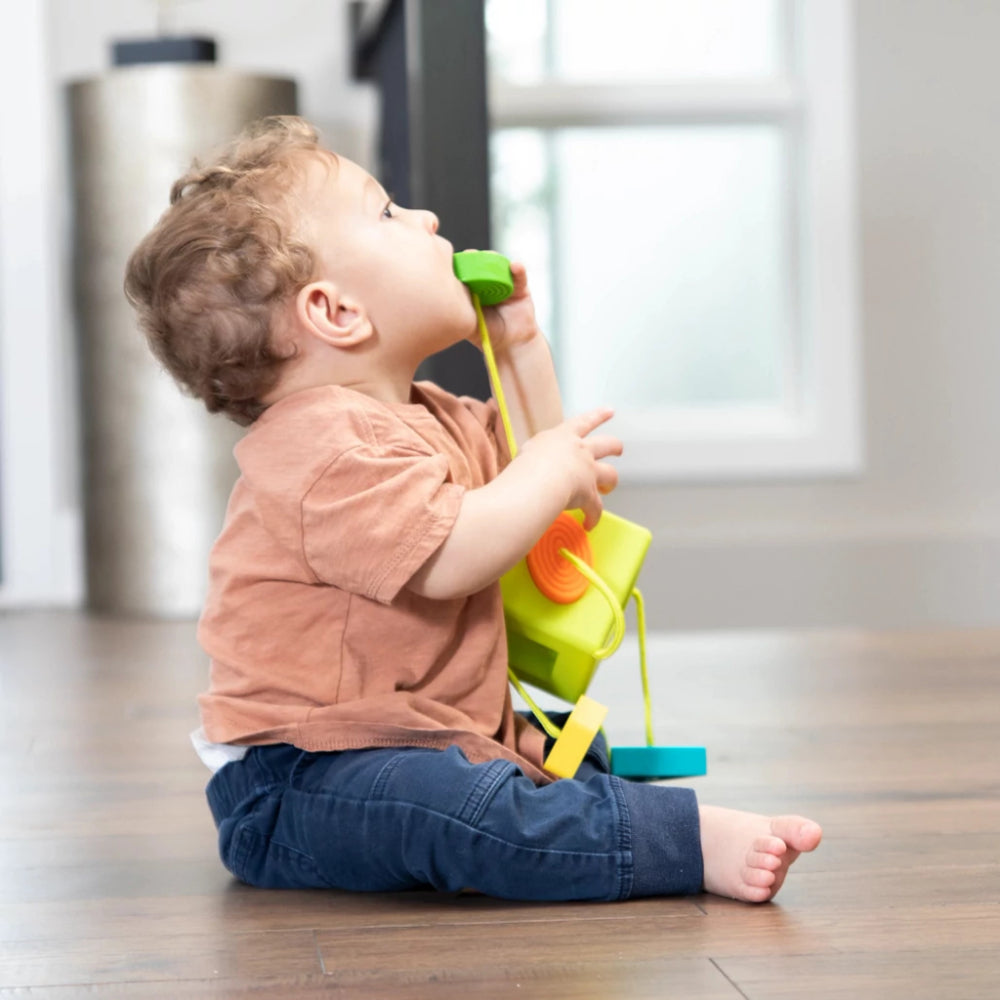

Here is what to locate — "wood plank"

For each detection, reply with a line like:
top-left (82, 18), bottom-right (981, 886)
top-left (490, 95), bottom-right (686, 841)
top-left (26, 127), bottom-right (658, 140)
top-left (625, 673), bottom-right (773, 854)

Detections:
top-left (714, 950), bottom-right (1000, 1000)
top-left (0, 957), bottom-right (741, 1000)
top-left (313, 916), bottom-right (740, 993)
top-left (0, 892), bottom-right (703, 944)
top-left (0, 929), bottom-right (322, 988)
top-left (311, 900), bottom-right (1000, 971)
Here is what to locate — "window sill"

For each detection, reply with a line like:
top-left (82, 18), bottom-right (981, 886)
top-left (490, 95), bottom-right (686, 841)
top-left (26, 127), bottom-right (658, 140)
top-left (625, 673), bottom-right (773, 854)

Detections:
top-left (611, 405), bottom-right (864, 483)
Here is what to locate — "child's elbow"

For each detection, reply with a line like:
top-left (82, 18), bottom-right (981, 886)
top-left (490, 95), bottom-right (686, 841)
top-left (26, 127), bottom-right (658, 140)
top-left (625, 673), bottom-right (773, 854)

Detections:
top-left (406, 577), bottom-right (483, 602)
top-left (406, 562), bottom-right (483, 602)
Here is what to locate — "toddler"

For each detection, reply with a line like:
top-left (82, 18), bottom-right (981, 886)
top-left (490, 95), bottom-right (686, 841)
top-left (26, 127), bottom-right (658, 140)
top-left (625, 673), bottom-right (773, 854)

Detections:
top-left (125, 116), bottom-right (821, 902)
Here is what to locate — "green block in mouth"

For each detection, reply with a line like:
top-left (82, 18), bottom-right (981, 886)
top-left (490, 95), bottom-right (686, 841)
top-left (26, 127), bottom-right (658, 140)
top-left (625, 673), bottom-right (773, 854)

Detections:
top-left (453, 250), bottom-right (514, 305)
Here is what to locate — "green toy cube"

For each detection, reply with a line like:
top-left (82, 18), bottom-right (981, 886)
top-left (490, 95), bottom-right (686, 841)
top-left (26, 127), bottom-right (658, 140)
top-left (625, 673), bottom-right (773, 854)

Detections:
top-left (502, 510), bottom-right (652, 703)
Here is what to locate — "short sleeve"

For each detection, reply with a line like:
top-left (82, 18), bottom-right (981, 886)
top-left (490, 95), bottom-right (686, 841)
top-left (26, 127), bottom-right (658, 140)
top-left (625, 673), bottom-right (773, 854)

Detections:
top-left (301, 444), bottom-right (464, 604)
top-left (457, 395), bottom-right (512, 472)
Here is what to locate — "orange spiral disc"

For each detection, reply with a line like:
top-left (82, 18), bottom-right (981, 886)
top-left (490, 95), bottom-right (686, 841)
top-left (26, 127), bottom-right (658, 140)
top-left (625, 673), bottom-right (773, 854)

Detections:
top-left (526, 512), bottom-right (593, 604)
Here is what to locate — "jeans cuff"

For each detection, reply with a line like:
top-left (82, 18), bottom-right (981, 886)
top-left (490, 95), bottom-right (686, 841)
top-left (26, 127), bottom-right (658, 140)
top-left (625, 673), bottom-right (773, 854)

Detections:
top-left (618, 780), bottom-right (703, 897)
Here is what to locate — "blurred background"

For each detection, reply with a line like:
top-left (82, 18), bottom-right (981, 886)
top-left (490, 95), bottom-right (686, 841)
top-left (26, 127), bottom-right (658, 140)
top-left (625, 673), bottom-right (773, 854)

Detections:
top-left (1, 0), bottom-right (998, 630)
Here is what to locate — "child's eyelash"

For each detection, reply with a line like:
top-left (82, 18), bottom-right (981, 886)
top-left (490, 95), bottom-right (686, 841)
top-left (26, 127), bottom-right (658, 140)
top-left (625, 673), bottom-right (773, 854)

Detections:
top-left (382, 197), bottom-right (395, 218)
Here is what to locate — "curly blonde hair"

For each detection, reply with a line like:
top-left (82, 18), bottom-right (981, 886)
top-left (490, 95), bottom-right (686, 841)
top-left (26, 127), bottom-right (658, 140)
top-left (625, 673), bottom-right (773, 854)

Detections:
top-left (124, 116), bottom-right (324, 425)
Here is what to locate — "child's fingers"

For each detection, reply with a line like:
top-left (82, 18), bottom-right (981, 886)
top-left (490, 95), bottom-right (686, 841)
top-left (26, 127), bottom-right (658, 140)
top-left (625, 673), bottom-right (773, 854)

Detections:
top-left (586, 433), bottom-right (623, 460)
top-left (596, 461), bottom-right (619, 495)
top-left (580, 494), bottom-right (606, 532)
top-left (507, 260), bottom-right (529, 296)
top-left (567, 407), bottom-right (615, 438)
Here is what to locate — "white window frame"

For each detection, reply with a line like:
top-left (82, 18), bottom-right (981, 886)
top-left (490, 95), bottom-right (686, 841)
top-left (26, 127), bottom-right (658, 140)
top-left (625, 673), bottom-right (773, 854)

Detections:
top-left (488, 0), bottom-right (861, 482)
top-left (0, 0), bottom-right (83, 608)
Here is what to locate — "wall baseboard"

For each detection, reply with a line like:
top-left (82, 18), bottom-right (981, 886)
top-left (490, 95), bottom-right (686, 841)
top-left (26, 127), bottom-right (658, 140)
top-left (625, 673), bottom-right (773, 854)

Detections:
top-left (3, 514), bottom-right (997, 633)
top-left (637, 531), bottom-right (1000, 631)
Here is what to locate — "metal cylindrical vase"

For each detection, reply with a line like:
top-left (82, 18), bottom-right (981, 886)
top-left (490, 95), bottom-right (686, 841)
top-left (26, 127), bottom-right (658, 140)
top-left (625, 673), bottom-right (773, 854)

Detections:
top-left (69, 66), bottom-right (297, 616)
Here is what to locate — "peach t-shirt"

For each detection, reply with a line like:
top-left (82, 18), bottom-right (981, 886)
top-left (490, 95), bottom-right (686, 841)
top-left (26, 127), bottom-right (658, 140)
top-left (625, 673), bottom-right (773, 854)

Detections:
top-left (197, 381), bottom-right (550, 783)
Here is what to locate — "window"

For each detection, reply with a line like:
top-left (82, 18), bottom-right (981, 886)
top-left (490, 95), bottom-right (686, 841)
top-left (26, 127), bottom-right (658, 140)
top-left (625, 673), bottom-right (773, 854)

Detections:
top-left (0, 0), bottom-right (81, 607)
top-left (486, 0), bottom-right (860, 481)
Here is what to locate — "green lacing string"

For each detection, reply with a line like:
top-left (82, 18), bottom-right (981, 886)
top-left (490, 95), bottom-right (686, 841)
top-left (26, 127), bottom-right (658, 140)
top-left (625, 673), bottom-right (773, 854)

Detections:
top-left (474, 293), bottom-right (653, 746)
top-left (507, 586), bottom-right (655, 747)
top-left (507, 671), bottom-right (562, 740)
top-left (474, 294), bottom-right (563, 735)
top-left (632, 586), bottom-right (655, 747)
top-left (557, 550), bottom-right (626, 659)
top-left (473, 293), bottom-right (519, 460)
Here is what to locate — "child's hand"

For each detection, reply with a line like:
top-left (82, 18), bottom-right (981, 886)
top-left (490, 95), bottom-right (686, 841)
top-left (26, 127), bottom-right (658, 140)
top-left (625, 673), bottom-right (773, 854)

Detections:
top-left (469, 259), bottom-right (542, 353)
top-left (408, 407), bottom-right (622, 600)
top-left (517, 408), bottom-right (622, 530)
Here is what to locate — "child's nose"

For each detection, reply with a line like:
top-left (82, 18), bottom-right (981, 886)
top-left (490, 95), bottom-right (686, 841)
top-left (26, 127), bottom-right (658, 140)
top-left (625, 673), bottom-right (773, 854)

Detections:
top-left (419, 209), bottom-right (439, 234)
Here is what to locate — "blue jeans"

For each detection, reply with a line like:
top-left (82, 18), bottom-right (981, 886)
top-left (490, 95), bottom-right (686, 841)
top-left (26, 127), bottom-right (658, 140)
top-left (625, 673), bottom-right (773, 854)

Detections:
top-left (205, 723), bottom-right (703, 901)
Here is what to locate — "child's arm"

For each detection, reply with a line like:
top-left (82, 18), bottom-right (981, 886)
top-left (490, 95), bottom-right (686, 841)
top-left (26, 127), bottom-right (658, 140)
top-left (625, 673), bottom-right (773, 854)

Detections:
top-left (408, 408), bottom-right (622, 601)
top-left (477, 261), bottom-right (563, 444)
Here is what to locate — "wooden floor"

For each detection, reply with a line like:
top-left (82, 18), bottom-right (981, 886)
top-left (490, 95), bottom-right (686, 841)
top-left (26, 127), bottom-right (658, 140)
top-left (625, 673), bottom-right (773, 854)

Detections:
top-left (1, 611), bottom-right (998, 998)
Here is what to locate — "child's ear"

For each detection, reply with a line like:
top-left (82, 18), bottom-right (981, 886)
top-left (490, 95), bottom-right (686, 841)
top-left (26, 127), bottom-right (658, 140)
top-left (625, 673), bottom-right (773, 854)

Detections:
top-left (295, 280), bottom-right (373, 349)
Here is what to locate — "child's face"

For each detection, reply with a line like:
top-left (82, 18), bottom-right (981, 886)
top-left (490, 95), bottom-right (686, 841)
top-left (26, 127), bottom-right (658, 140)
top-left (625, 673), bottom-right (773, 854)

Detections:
top-left (295, 152), bottom-right (475, 364)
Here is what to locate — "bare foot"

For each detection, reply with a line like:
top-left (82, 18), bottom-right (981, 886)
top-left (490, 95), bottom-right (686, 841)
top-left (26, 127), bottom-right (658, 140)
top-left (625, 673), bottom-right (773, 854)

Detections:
top-left (699, 805), bottom-right (823, 903)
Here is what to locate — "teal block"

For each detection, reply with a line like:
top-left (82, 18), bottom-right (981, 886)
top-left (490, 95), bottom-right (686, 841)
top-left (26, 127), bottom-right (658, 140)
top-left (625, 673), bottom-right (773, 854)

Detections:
top-left (610, 745), bottom-right (707, 780)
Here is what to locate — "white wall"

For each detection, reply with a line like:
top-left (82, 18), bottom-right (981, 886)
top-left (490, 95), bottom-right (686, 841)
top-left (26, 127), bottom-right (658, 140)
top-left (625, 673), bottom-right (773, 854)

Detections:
top-left (3, 0), bottom-right (998, 629)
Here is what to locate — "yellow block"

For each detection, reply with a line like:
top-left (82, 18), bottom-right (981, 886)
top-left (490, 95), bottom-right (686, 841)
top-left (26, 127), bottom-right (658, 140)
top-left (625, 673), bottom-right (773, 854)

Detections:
top-left (543, 695), bottom-right (609, 779)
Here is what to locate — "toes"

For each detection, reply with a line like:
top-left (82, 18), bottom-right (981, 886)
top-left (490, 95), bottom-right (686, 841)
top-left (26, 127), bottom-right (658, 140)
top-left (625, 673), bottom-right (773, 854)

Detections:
top-left (739, 882), bottom-right (775, 904)
top-left (753, 835), bottom-right (787, 858)
top-left (769, 815), bottom-right (823, 852)
top-left (747, 849), bottom-right (783, 872)
top-left (742, 864), bottom-right (777, 890)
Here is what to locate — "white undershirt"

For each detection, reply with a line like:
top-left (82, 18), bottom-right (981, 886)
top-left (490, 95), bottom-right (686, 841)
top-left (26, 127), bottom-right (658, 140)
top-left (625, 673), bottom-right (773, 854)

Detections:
top-left (190, 727), bottom-right (249, 773)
